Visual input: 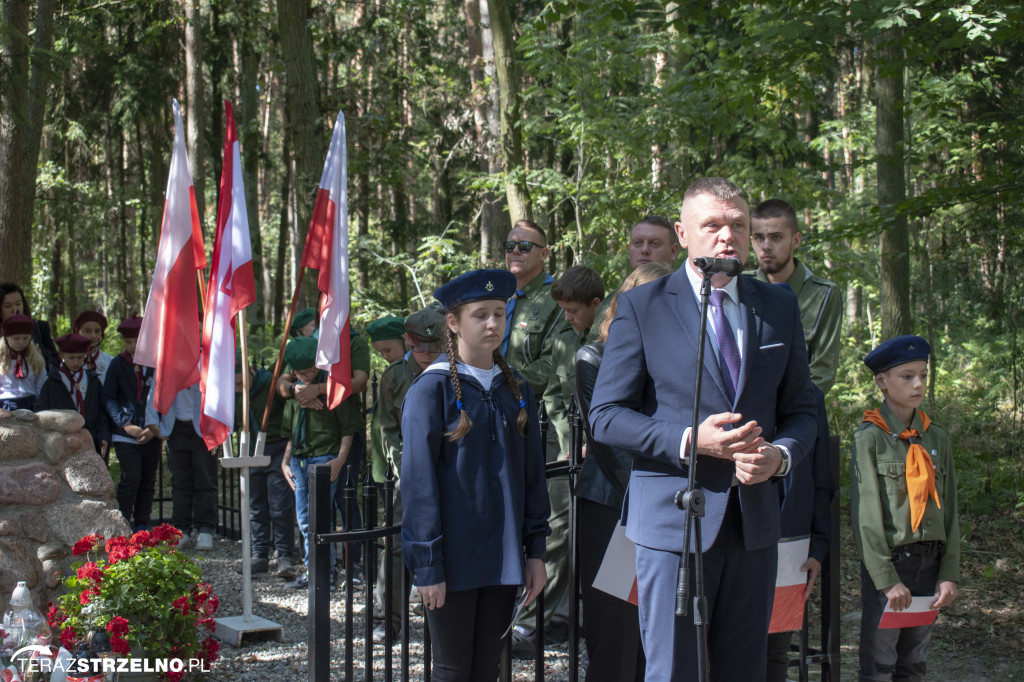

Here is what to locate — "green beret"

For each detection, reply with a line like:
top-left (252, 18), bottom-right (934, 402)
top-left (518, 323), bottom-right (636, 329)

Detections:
top-left (290, 307), bottom-right (317, 337)
top-left (283, 336), bottom-right (319, 370)
top-left (405, 305), bottom-right (445, 341)
top-left (365, 316), bottom-right (407, 342)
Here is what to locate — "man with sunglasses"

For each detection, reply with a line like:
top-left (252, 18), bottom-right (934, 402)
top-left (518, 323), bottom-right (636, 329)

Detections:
top-left (502, 220), bottom-right (566, 398)
top-left (373, 304), bottom-right (446, 643)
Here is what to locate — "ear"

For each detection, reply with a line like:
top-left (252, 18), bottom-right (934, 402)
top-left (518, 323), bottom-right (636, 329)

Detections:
top-left (446, 312), bottom-right (459, 335)
top-left (589, 297), bottom-right (602, 309)
top-left (792, 231), bottom-right (802, 249)
top-left (675, 221), bottom-right (687, 249)
top-left (874, 372), bottom-right (888, 394)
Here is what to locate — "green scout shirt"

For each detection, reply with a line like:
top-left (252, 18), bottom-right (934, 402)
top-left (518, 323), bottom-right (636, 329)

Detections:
top-left (543, 325), bottom-right (585, 455)
top-left (504, 271), bottom-right (567, 397)
top-left (749, 259), bottom-right (843, 395)
top-left (282, 373), bottom-right (364, 458)
top-left (339, 331), bottom-right (371, 435)
top-left (369, 405), bottom-right (386, 482)
top-left (851, 402), bottom-right (960, 590)
top-left (587, 290), bottom-right (617, 344)
top-left (377, 355), bottom-right (424, 478)
top-left (234, 367), bottom-right (286, 442)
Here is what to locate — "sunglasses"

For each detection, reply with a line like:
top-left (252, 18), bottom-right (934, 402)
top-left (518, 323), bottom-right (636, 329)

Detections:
top-left (504, 240), bottom-right (545, 253)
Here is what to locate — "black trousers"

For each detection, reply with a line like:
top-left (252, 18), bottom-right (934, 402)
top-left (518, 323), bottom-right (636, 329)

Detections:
top-left (424, 585), bottom-right (517, 682)
top-left (578, 497), bottom-right (645, 682)
top-left (165, 420), bottom-right (219, 534)
top-left (114, 438), bottom-right (162, 528)
top-left (249, 438), bottom-right (295, 558)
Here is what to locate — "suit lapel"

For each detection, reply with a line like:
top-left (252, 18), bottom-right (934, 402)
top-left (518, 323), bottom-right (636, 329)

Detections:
top-left (665, 267), bottom-right (728, 402)
top-left (734, 276), bottom-right (763, 401)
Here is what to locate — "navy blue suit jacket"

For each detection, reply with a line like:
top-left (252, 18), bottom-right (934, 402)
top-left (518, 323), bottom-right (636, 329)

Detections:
top-left (589, 267), bottom-right (817, 553)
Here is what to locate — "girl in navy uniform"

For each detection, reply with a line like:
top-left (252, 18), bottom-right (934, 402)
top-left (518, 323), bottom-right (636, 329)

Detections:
top-left (0, 314), bottom-right (45, 410)
top-left (402, 269), bottom-right (551, 681)
top-left (37, 333), bottom-right (110, 454)
top-left (74, 310), bottom-right (114, 381)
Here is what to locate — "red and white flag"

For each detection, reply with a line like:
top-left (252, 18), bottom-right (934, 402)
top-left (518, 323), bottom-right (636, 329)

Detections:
top-left (768, 536), bottom-right (811, 633)
top-left (593, 522), bottom-right (638, 605)
top-left (199, 101), bottom-right (256, 449)
top-left (136, 99), bottom-right (208, 413)
top-left (301, 111), bottom-right (351, 409)
top-left (878, 596), bottom-right (939, 629)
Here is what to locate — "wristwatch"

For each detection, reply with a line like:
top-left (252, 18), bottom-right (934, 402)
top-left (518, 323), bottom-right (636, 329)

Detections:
top-left (288, 382), bottom-right (298, 397)
top-left (773, 446), bottom-right (791, 479)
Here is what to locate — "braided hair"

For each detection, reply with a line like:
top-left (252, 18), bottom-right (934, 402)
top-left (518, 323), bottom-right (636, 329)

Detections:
top-left (441, 305), bottom-right (528, 440)
top-left (443, 325), bottom-right (473, 441)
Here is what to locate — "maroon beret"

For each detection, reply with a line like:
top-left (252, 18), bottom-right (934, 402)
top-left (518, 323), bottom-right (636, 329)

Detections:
top-left (116, 316), bottom-right (143, 339)
top-left (74, 310), bottom-right (108, 332)
top-left (1, 314), bottom-right (34, 337)
top-left (56, 333), bottom-right (92, 354)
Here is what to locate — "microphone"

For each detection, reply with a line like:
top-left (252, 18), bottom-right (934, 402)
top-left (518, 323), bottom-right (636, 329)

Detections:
top-left (692, 256), bottom-right (742, 277)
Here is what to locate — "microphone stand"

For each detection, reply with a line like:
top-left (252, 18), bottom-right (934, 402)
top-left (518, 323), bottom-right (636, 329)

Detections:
top-left (674, 265), bottom-right (714, 682)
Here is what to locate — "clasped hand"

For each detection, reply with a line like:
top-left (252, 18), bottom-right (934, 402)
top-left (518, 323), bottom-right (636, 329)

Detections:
top-left (694, 412), bottom-right (781, 485)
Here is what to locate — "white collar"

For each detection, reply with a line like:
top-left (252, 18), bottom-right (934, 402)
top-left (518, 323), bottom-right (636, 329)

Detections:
top-left (683, 262), bottom-right (739, 305)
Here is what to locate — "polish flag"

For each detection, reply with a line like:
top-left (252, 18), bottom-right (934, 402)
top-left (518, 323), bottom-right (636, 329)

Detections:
top-left (301, 111), bottom-right (351, 410)
top-left (768, 536), bottom-right (811, 633)
top-left (593, 522), bottom-right (639, 605)
top-left (135, 99), bottom-right (208, 413)
top-left (199, 101), bottom-right (256, 449)
top-left (878, 596), bottom-right (939, 629)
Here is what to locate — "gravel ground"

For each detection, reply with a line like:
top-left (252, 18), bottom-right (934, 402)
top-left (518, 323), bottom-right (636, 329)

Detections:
top-left (197, 535), bottom-right (581, 681)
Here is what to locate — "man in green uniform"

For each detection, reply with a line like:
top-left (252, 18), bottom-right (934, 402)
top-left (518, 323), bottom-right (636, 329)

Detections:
top-left (365, 316), bottom-right (408, 484)
top-left (747, 199), bottom-right (843, 395)
top-left (372, 305), bottom-right (445, 642)
top-left (514, 266), bottom-right (605, 655)
top-left (235, 350), bottom-right (295, 579)
top-left (502, 219), bottom-right (566, 397)
top-left (589, 215), bottom-right (678, 343)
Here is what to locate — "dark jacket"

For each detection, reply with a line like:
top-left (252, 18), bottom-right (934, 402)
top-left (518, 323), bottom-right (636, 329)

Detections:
top-left (401, 355), bottom-right (551, 591)
top-left (38, 367), bottom-right (110, 451)
top-left (102, 353), bottom-right (154, 439)
top-left (573, 342), bottom-right (633, 511)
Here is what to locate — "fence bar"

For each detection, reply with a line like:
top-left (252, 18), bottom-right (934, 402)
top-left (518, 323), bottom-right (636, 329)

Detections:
top-left (383, 476), bottom-right (396, 681)
top-left (344, 476), bottom-right (357, 682)
top-left (567, 396), bottom-right (582, 682)
top-left (823, 435), bottom-right (842, 681)
top-left (363, 476), bottom-right (377, 682)
top-left (309, 464), bottom-right (333, 682)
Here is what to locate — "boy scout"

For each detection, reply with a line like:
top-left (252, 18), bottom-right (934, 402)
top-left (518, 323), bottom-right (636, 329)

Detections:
top-left (748, 199), bottom-right (843, 394)
top-left (365, 315), bottom-right (408, 484)
top-left (852, 336), bottom-right (959, 680)
top-left (371, 305), bottom-right (445, 642)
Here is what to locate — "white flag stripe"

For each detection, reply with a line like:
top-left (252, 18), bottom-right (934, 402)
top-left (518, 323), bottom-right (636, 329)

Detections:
top-left (315, 112), bottom-right (350, 373)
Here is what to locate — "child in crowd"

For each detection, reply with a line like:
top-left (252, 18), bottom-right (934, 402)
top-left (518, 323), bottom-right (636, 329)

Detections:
top-left (366, 315), bottom-right (408, 365)
top-left (37, 333), bottom-right (109, 454)
top-left (402, 269), bottom-right (550, 681)
top-left (0, 314), bottom-right (45, 411)
top-left (74, 310), bottom-right (114, 381)
top-left (852, 335), bottom-right (960, 680)
top-left (280, 336), bottom-right (361, 590)
top-left (103, 316), bottom-right (160, 531)
top-left (235, 350), bottom-right (296, 579)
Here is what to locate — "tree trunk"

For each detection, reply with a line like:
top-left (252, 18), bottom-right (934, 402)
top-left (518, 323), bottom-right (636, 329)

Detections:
top-left (0, 0), bottom-right (55, 284)
top-left (277, 0), bottom-right (322, 273)
top-left (185, 0), bottom-right (207, 220)
top-left (488, 0), bottom-right (532, 224)
top-left (238, 10), bottom-right (265, 328)
top-left (875, 28), bottom-right (910, 338)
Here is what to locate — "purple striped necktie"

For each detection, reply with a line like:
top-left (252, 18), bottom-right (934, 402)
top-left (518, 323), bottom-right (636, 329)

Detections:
top-left (710, 288), bottom-right (740, 402)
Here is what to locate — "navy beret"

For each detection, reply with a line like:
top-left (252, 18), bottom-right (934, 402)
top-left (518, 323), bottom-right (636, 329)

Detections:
top-left (366, 316), bottom-right (407, 342)
top-left (433, 269), bottom-right (517, 311)
top-left (405, 305), bottom-right (445, 341)
top-left (864, 335), bottom-right (931, 374)
top-left (284, 336), bottom-right (319, 370)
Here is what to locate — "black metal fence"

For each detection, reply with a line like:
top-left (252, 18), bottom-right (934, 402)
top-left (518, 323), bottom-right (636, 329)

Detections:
top-left (306, 405), bottom-right (842, 681)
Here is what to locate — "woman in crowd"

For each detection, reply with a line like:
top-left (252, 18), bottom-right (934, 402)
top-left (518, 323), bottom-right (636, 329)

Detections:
top-left (401, 269), bottom-right (550, 681)
top-left (0, 281), bottom-right (59, 370)
top-left (573, 261), bottom-right (672, 682)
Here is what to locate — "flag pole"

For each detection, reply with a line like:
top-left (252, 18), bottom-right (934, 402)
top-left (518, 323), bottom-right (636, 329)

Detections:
top-left (257, 266), bottom-right (308, 448)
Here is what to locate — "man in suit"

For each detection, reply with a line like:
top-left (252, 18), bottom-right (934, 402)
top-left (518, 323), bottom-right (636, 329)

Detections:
top-left (589, 177), bottom-right (817, 681)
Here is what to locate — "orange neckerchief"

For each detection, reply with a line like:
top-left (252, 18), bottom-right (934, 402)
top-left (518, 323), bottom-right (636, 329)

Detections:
top-left (863, 408), bottom-right (940, 532)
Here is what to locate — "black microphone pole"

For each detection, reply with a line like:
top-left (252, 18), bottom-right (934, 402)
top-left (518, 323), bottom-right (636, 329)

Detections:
top-left (674, 259), bottom-right (720, 682)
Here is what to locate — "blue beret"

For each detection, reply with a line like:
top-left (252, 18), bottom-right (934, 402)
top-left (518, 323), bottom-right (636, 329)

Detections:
top-left (366, 316), bottom-right (407, 342)
top-left (433, 269), bottom-right (517, 311)
top-left (864, 335), bottom-right (931, 374)
top-left (284, 336), bottom-right (319, 370)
